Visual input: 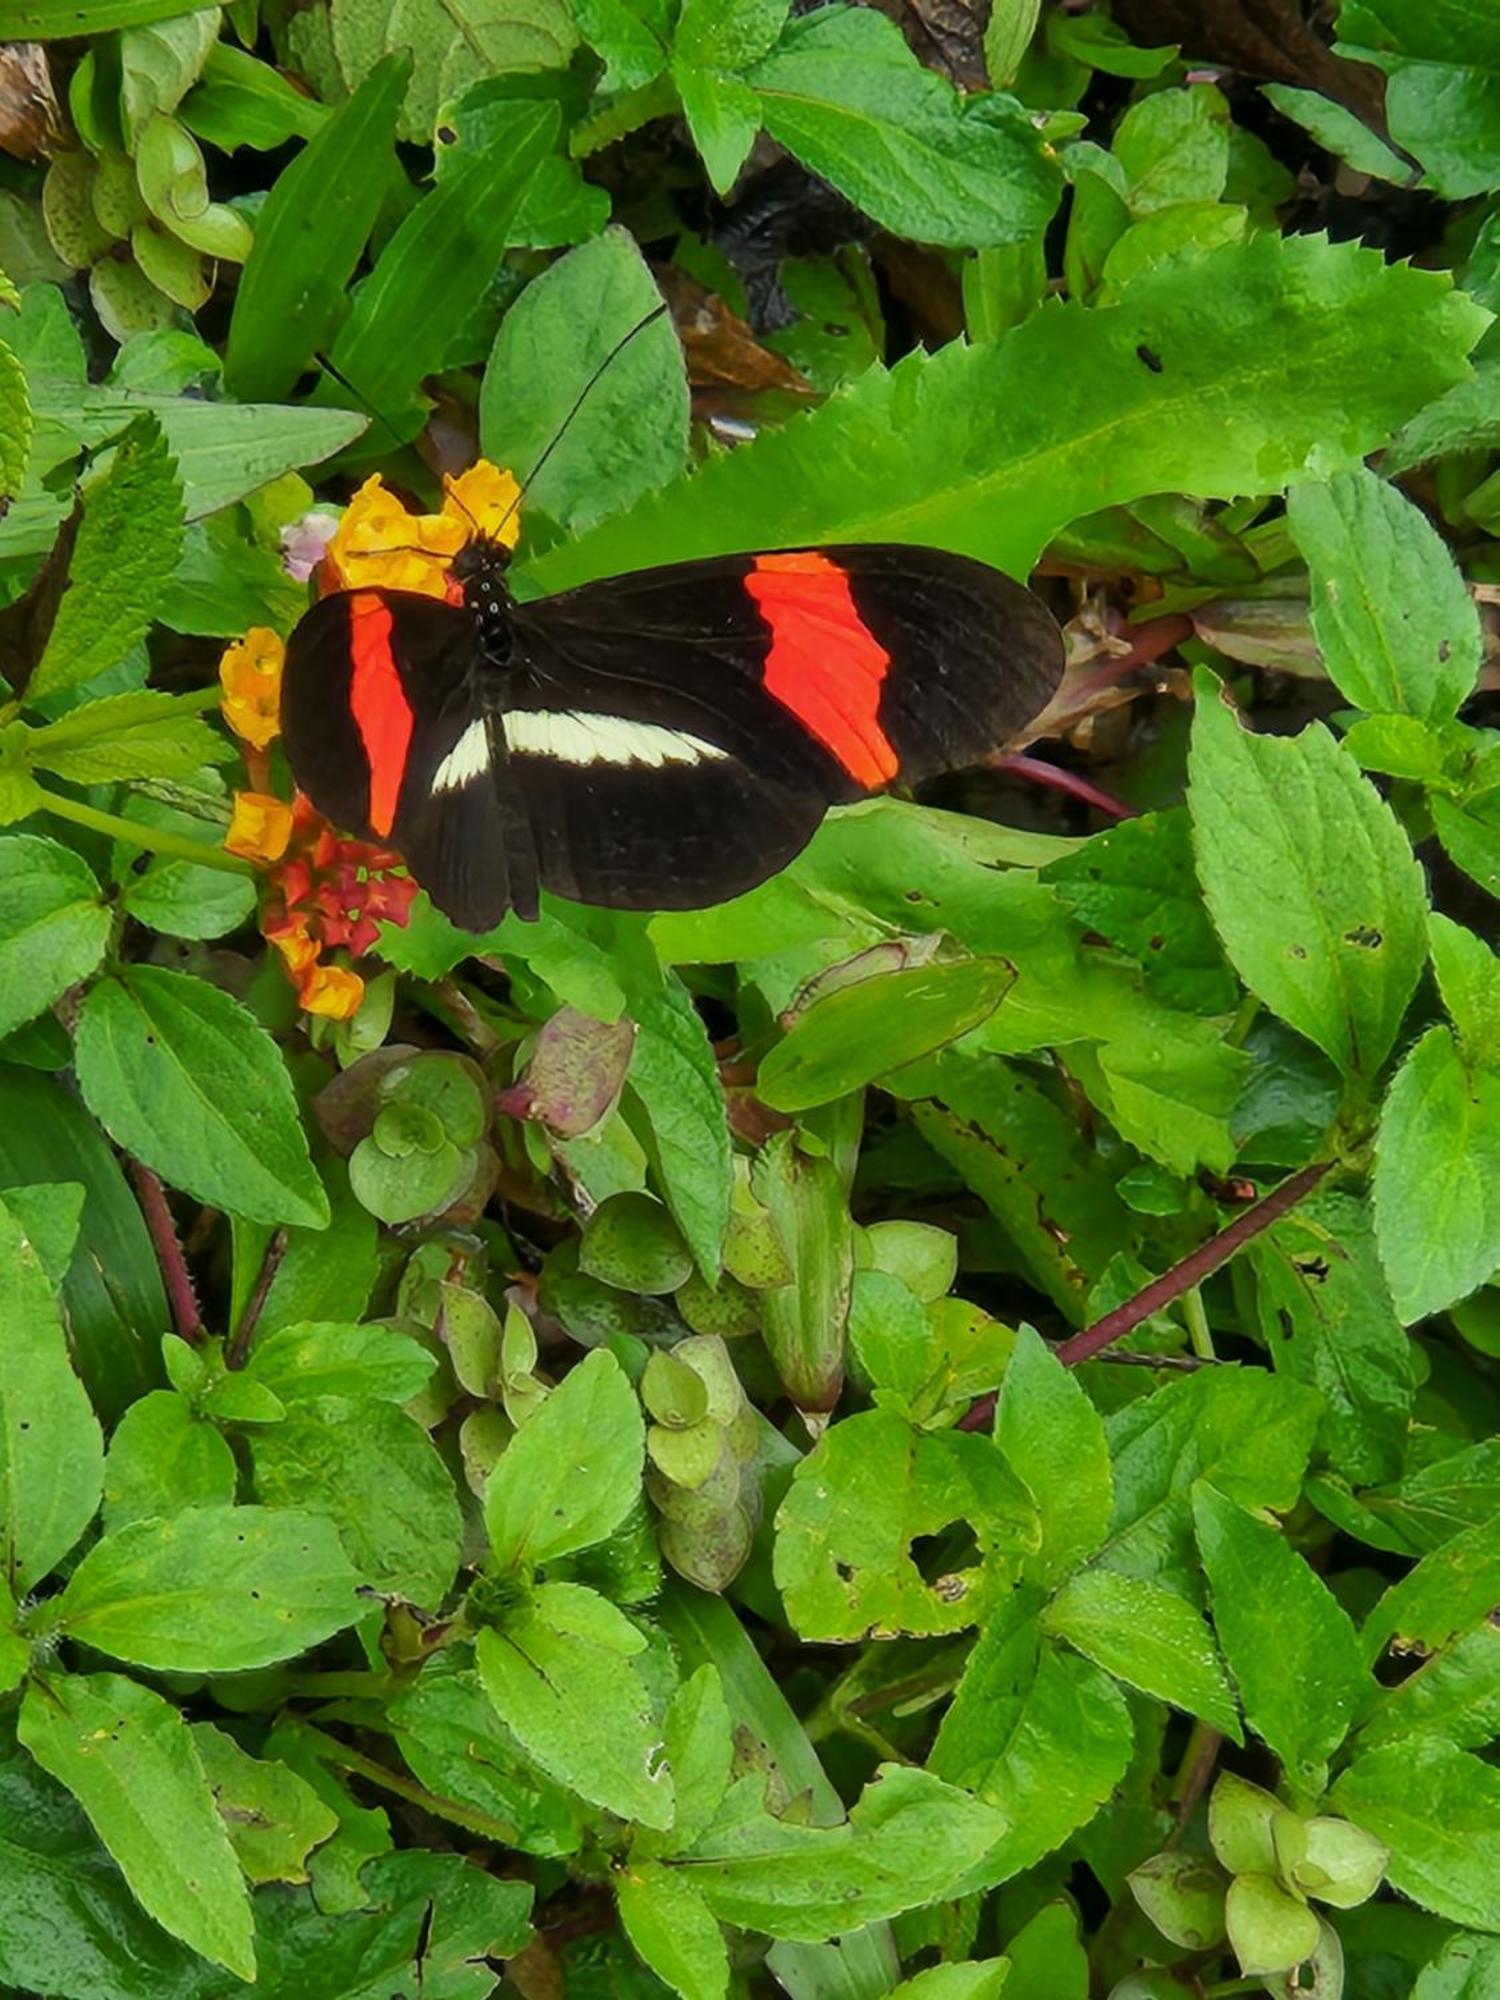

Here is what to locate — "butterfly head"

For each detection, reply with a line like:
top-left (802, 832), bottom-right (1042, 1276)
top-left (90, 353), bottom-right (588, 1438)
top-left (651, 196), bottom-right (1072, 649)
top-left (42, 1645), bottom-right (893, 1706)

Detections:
top-left (449, 533), bottom-right (515, 647)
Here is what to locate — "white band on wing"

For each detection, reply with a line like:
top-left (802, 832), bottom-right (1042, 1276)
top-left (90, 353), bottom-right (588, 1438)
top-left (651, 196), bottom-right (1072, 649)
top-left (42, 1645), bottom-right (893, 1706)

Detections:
top-left (432, 716), bottom-right (493, 793)
top-left (504, 709), bottom-right (729, 768)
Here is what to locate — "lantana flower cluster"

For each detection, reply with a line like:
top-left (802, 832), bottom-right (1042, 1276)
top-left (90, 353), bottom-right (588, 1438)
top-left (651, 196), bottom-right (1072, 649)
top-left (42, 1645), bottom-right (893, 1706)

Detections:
top-left (218, 460), bottom-right (521, 1018)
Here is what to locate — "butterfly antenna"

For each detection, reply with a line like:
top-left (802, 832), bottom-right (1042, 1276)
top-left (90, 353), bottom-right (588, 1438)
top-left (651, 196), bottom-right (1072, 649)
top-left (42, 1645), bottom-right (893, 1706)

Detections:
top-left (493, 301), bottom-right (670, 539)
top-left (313, 352), bottom-right (409, 455)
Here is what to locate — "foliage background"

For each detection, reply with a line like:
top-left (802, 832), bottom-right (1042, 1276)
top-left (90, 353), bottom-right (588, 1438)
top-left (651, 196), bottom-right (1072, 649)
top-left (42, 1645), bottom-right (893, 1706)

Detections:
top-left (3, 1), bottom-right (1500, 1996)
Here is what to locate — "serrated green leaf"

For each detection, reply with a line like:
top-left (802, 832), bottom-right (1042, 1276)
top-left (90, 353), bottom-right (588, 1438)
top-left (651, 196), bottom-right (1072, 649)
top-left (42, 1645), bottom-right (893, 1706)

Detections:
top-left (1287, 465), bottom-right (1480, 720)
top-left (28, 688), bottom-right (229, 784)
top-left (745, 7), bottom-right (1060, 249)
top-left (189, 1722), bottom-right (339, 1885)
top-left (54, 1505), bottom-right (362, 1670)
top-left (1333, 1739), bottom-right (1500, 1930)
top-left (1373, 1025), bottom-right (1500, 1323)
top-left (476, 1609), bottom-right (674, 1828)
top-left (627, 979), bottom-right (732, 1282)
top-left (1188, 669), bottom-right (1427, 1077)
top-left (102, 1390), bottom-right (237, 1532)
top-left (995, 1324), bottom-right (1112, 1587)
top-left (75, 964), bottom-right (329, 1230)
top-left (1046, 1566), bottom-right (1240, 1737)
top-left (617, 1862), bottom-right (727, 2000)
top-left (484, 1348), bottom-right (645, 1572)
top-left (19, 1673), bottom-right (254, 1980)
top-left (30, 417), bottom-right (184, 702)
top-left (0, 1192), bottom-right (104, 1594)
top-left (0, 835), bottom-right (110, 1043)
top-left (1194, 1482), bottom-right (1369, 1786)
top-left (521, 233), bottom-right (1484, 597)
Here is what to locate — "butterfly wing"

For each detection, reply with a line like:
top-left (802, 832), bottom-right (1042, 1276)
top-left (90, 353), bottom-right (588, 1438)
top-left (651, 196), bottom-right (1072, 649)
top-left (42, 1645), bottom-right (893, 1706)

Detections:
top-left (501, 544), bottom-right (1063, 909)
top-left (281, 589), bottom-right (526, 932)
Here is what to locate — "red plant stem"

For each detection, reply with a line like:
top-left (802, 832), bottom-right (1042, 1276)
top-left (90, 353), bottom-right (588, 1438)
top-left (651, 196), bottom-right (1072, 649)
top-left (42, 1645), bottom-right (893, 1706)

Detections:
top-left (989, 754), bottom-right (1136, 821)
top-left (130, 1162), bottom-right (205, 1345)
top-left (226, 1229), bottom-right (288, 1370)
top-left (959, 1159), bottom-right (1333, 1428)
top-left (1113, 610), bottom-right (1195, 677)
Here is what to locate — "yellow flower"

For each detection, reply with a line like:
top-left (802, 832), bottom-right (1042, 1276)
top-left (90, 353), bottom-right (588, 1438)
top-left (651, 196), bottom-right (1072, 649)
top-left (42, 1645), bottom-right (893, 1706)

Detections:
top-left (442, 461), bottom-right (522, 548)
top-left (225, 791), bottom-right (294, 865)
top-left (299, 962), bottom-right (365, 1020)
top-left (219, 628), bottom-right (285, 749)
top-left (326, 460), bottom-right (520, 598)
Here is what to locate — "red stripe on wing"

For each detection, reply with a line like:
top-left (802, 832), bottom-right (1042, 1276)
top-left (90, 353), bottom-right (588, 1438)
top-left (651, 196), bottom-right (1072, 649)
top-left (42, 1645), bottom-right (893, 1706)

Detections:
top-left (348, 592), bottom-right (412, 837)
top-left (744, 552), bottom-right (899, 789)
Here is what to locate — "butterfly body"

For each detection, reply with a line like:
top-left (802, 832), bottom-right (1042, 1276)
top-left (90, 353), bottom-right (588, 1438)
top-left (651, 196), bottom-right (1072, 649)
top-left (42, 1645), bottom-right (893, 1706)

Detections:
top-left (281, 535), bottom-right (1064, 934)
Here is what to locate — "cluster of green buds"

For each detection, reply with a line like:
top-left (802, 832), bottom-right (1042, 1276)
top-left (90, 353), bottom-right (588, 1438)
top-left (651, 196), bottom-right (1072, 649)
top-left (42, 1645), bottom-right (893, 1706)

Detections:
top-left (38, 17), bottom-right (254, 338)
top-left (641, 1335), bottom-right (762, 1592)
top-left (1119, 1771), bottom-right (1388, 1998)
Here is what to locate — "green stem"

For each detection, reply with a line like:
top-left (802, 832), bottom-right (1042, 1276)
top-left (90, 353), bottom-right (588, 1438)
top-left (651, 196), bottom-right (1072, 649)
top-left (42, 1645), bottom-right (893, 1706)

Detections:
top-left (1182, 1284), bottom-right (1217, 1361)
top-left (321, 1740), bottom-right (524, 1847)
top-left (36, 786), bottom-right (255, 878)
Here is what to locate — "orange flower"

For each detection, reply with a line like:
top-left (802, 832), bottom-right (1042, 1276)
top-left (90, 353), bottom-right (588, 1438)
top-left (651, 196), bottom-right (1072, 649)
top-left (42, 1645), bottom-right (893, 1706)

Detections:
top-left (324, 459), bottom-right (521, 599)
top-left (298, 962), bottom-right (366, 1020)
top-left (243, 795), bottom-right (419, 1020)
top-left (225, 791), bottom-right (294, 864)
top-left (219, 628), bottom-right (285, 749)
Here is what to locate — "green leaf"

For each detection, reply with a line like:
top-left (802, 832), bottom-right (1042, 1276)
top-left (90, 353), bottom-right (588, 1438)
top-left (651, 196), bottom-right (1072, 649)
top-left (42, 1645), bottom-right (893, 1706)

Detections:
top-left (1431, 913), bottom-right (1500, 1065)
top-left (75, 964), bottom-right (330, 1230)
top-left (6, 0), bottom-right (220, 30)
top-left (482, 227), bottom-right (689, 538)
top-left (1100, 1366), bottom-right (1320, 1601)
top-left (1193, 1483), bottom-right (1369, 1786)
top-left (758, 958), bottom-right (1015, 1114)
top-left (1363, 1516), bottom-right (1500, 1664)
top-left (617, 1862), bottom-right (729, 2000)
top-left (28, 689), bottom-right (229, 784)
top-left (476, 1604), bottom-right (674, 1829)
top-left (1263, 81), bottom-right (1412, 180)
top-left (661, 1664), bottom-right (734, 1852)
top-left (0, 1063), bottom-right (167, 1422)
top-left (0, 1192), bottom-right (104, 1594)
top-left (744, 7), bottom-right (1060, 249)
top-left (0, 336), bottom-right (31, 506)
top-left (30, 417), bottom-right (184, 702)
top-left (0, 835), bottom-right (110, 1043)
top-left (189, 1723), bottom-right (339, 1885)
top-left (226, 57), bottom-right (407, 399)
top-left (1250, 1189), bottom-right (1413, 1484)
top-left (995, 1324), bottom-right (1112, 1587)
top-left (118, 10), bottom-right (220, 145)
top-left (1113, 82), bottom-right (1231, 212)
top-left (1336, 4), bottom-right (1500, 198)
top-left (753, 1127), bottom-right (854, 1411)
top-left (1286, 466), bottom-right (1480, 720)
top-left (389, 1655), bottom-right (584, 1856)
top-left (250, 1398), bottom-right (462, 1609)
top-left (773, 1407), bottom-right (1036, 1640)
top-left (1333, 1739), bottom-right (1500, 1930)
top-left (484, 1348), bottom-right (645, 1572)
top-left (333, 0), bottom-right (578, 140)
top-left (627, 980), bottom-right (733, 1282)
top-left (18, 1672), bottom-right (254, 1980)
top-left (32, 383), bottom-right (365, 521)
top-left (930, 1600), bottom-right (1135, 1891)
top-left (245, 1320), bottom-right (437, 1406)
top-left (676, 67), bottom-right (762, 195)
top-left (329, 101), bottom-right (559, 421)
top-left (1187, 669), bottom-right (1427, 1077)
top-left (102, 1389), bottom-right (237, 1532)
top-left (54, 1505), bottom-right (362, 1670)
top-left (1044, 1567), bottom-right (1240, 1738)
top-left (582, 1192), bottom-right (693, 1294)
top-left (1044, 807), bottom-right (1238, 1015)
top-left (679, 1763), bottom-right (1008, 1938)
top-left (520, 233), bottom-right (1484, 597)
top-left (0, 1719), bottom-right (218, 1999)
top-left (900, 1052), bottom-right (1133, 1322)
top-left (1373, 1025), bottom-right (1500, 1322)
top-left (1414, 1934), bottom-right (1500, 1998)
